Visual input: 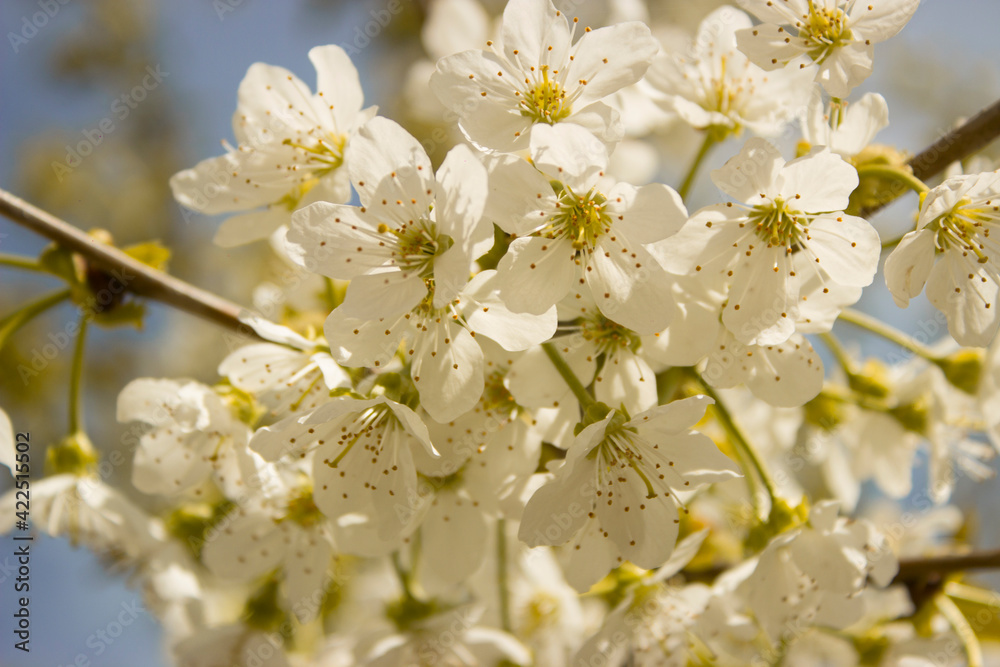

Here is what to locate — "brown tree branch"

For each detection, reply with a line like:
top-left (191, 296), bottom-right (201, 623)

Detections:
top-left (896, 548), bottom-right (1000, 582)
top-left (0, 188), bottom-right (261, 339)
top-left (862, 97), bottom-right (1000, 218)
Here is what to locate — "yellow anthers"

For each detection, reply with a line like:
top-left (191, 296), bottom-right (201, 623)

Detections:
top-left (519, 65), bottom-right (572, 124)
top-left (545, 187), bottom-right (610, 251)
top-left (749, 197), bottom-right (805, 249)
top-left (281, 132), bottom-right (347, 175)
top-left (580, 311), bottom-right (642, 356)
top-left (930, 198), bottom-right (994, 262)
top-left (391, 222), bottom-right (454, 278)
top-left (803, 2), bottom-right (853, 63)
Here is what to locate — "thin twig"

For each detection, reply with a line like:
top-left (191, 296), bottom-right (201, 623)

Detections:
top-left (861, 97), bottom-right (1000, 218)
top-left (895, 548), bottom-right (1000, 581)
top-left (0, 188), bottom-right (261, 339)
top-left (910, 98), bottom-right (1000, 182)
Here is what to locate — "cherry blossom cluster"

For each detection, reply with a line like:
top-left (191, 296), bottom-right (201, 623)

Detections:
top-left (7, 0), bottom-right (1000, 665)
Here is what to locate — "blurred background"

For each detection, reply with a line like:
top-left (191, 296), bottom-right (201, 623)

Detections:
top-left (1, 0), bottom-right (1000, 664)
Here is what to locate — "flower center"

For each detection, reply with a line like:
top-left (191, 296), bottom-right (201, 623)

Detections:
top-left (520, 65), bottom-right (572, 124)
top-left (275, 133), bottom-right (348, 211)
top-left (323, 404), bottom-right (391, 469)
top-left (522, 592), bottom-right (561, 635)
top-left (709, 55), bottom-right (737, 117)
top-left (285, 487), bottom-right (324, 528)
top-left (283, 132), bottom-right (347, 176)
top-left (544, 186), bottom-right (611, 251)
top-left (379, 221), bottom-right (455, 278)
top-left (930, 199), bottom-right (993, 263)
top-left (580, 312), bottom-right (641, 356)
top-left (597, 424), bottom-right (660, 500)
top-left (482, 369), bottom-right (517, 416)
top-left (749, 198), bottom-right (806, 249)
top-left (802, 3), bottom-right (853, 63)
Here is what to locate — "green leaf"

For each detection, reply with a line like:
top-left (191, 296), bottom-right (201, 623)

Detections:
top-left (947, 582), bottom-right (1000, 640)
top-left (123, 240), bottom-right (171, 270)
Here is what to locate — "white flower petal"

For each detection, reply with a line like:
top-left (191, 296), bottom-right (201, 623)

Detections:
top-left (609, 182), bottom-right (687, 245)
top-left (884, 228), bottom-right (936, 307)
top-left (418, 489), bottom-right (489, 591)
top-left (287, 202), bottom-right (387, 279)
top-left (309, 45), bottom-right (364, 133)
top-left (711, 137), bottom-right (785, 203)
top-left (339, 271), bottom-right (428, 321)
top-left (347, 117), bottom-right (434, 209)
top-left (530, 123), bottom-right (609, 192)
top-left (777, 148), bottom-right (859, 212)
top-left (496, 237), bottom-right (576, 315)
top-left (806, 214), bottom-right (880, 287)
top-left (213, 207), bottom-right (287, 248)
top-left (587, 239), bottom-right (675, 334)
top-left (463, 270), bottom-right (558, 351)
top-left (569, 22), bottom-right (659, 106)
top-left (926, 251), bottom-right (1000, 347)
top-left (324, 310), bottom-right (408, 368)
top-left (412, 322), bottom-right (485, 423)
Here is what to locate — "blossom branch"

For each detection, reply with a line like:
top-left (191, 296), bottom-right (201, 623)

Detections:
top-left (691, 373), bottom-right (778, 512)
top-left (862, 96), bottom-right (1000, 217)
top-left (837, 307), bottom-right (939, 360)
top-left (541, 341), bottom-right (597, 411)
top-left (0, 187), bottom-right (261, 340)
top-left (895, 548), bottom-right (1000, 582)
top-left (910, 98), bottom-right (1000, 182)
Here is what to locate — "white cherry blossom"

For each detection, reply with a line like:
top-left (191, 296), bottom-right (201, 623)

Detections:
top-left (656, 137), bottom-right (879, 345)
top-left (250, 395), bottom-right (436, 553)
top-left (885, 171), bottom-right (1000, 347)
top-left (323, 269), bottom-right (557, 422)
top-left (429, 0), bottom-right (659, 152)
top-left (359, 605), bottom-right (532, 667)
top-left (117, 378), bottom-right (256, 497)
top-left (0, 473), bottom-right (164, 563)
top-left (200, 487), bottom-right (335, 623)
top-left (703, 329), bottom-right (824, 407)
top-left (219, 334), bottom-right (349, 420)
top-left (646, 6), bottom-right (815, 137)
top-left (170, 45), bottom-right (374, 246)
top-left (741, 501), bottom-right (897, 642)
top-left (489, 123), bottom-right (687, 334)
top-left (519, 396), bottom-right (740, 587)
top-left (802, 89), bottom-right (889, 158)
top-left (288, 116), bottom-right (492, 318)
top-left (288, 118), bottom-right (556, 421)
top-left (735, 0), bottom-right (920, 98)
